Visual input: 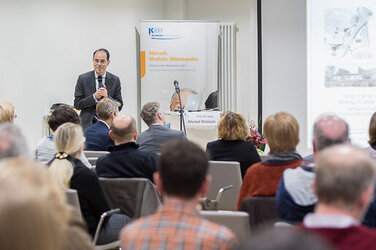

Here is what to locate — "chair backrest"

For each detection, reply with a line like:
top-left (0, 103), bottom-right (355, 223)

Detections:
top-left (87, 157), bottom-right (98, 166)
top-left (65, 189), bottom-right (82, 219)
top-left (83, 150), bottom-right (109, 158)
top-left (200, 210), bottom-right (250, 242)
top-left (239, 196), bottom-right (279, 231)
top-left (207, 161), bottom-right (242, 211)
top-left (99, 178), bottom-right (162, 219)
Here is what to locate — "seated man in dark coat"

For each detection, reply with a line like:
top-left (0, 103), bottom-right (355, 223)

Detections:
top-left (84, 98), bottom-right (119, 151)
top-left (96, 114), bottom-right (157, 182)
top-left (137, 102), bottom-right (185, 153)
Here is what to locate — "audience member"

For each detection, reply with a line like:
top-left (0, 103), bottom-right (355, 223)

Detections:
top-left (35, 105), bottom-right (91, 168)
top-left (84, 98), bottom-right (119, 151)
top-left (120, 139), bottom-right (237, 249)
top-left (366, 112), bottom-right (376, 159)
top-left (237, 111), bottom-right (302, 209)
top-left (300, 144), bottom-right (376, 250)
top-left (137, 102), bottom-right (185, 153)
top-left (0, 101), bottom-right (16, 123)
top-left (206, 111), bottom-right (261, 178)
top-left (169, 88), bottom-right (198, 111)
top-left (0, 157), bottom-right (94, 250)
top-left (239, 227), bottom-right (332, 250)
top-left (96, 114), bottom-right (157, 181)
top-left (48, 123), bottom-right (130, 244)
top-left (0, 123), bottom-right (29, 159)
top-left (276, 114), bottom-right (349, 222)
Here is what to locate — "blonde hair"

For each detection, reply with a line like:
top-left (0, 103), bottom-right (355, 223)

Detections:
top-left (49, 123), bottom-right (85, 189)
top-left (0, 101), bottom-right (15, 123)
top-left (218, 111), bottom-right (249, 140)
top-left (263, 111), bottom-right (299, 154)
top-left (0, 157), bottom-right (69, 250)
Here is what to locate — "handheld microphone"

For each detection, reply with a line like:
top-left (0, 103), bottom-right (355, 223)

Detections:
top-left (98, 75), bottom-right (103, 88)
top-left (174, 80), bottom-right (180, 93)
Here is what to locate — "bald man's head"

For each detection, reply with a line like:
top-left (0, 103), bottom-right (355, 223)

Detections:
top-left (313, 114), bottom-right (349, 152)
top-left (316, 144), bottom-right (376, 209)
top-left (110, 114), bottom-right (137, 144)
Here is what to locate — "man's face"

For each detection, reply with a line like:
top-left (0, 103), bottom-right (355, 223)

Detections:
top-left (93, 51), bottom-right (110, 76)
top-left (170, 90), bottom-right (195, 111)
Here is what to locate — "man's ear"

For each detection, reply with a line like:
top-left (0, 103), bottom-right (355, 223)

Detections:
top-left (199, 175), bottom-right (211, 197)
top-left (109, 130), bottom-right (114, 141)
top-left (153, 172), bottom-right (163, 194)
top-left (359, 186), bottom-right (374, 211)
top-left (134, 130), bottom-right (138, 140)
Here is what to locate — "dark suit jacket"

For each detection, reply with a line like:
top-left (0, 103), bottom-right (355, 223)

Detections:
top-left (206, 140), bottom-right (261, 178)
top-left (136, 125), bottom-right (185, 153)
top-left (74, 70), bottom-right (123, 129)
top-left (96, 142), bottom-right (157, 182)
top-left (84, 120), bottom-right (114, 151)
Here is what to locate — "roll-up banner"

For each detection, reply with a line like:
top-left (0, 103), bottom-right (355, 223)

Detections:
top-left (138, 21), bottom-right (219, 129)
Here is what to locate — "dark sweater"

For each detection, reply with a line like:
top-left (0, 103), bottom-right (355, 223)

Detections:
top-left (300, 224), bottom-right (376, 250)
top-left (96, 142), bottom-right (157, 182)
top-left (206, 140), bottom-right (261, 178)
top-left (69, 157), bottom-right (111, 237)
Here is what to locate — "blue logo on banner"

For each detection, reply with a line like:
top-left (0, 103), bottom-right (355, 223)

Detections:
top-left (148, 27), bottom-right (181, 40)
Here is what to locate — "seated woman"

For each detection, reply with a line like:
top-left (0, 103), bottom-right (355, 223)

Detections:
top-left (36, 105), bottom-right (91, 168)
top-left (366, 112), bottom-right (376, 159)
top-left (49, 122), bottom-right (130, 244)
top-left (206, 111), bottom-right (261, 178)
top-left (237, 111), bottom-right (303, 209)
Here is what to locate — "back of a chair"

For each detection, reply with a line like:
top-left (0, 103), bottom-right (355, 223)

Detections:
top-left (99, 178), bottom-right (161, 219)
top-left (65, 189), bottom-right (82, 219)
top-left (83, 150), bottom-right (109, 158)
top-left (239, 196), bottom-right (279, 231)
top-left (200, 210), bottom-right (250, 242)
top-left (207, 161), bottom-right (242, 211)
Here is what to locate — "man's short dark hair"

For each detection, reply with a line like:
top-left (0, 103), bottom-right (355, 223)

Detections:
top-left (48, 106), bottom-right (81, 132)
top-left (93, 48), bottom-right (110, 61)
top-left (205, 91), bottom-right (218, 109)
top-left (158, 140), bottom-right (208, 199)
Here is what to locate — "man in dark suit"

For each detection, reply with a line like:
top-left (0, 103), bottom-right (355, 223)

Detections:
top-left (84, 98), bottom-right (119, 151)
top-left (96, 114), bottom-right (157, 182)
top-left (74, 48), bottom-right (123, 130)
top-left (137, 102), bottom-right (185, 153)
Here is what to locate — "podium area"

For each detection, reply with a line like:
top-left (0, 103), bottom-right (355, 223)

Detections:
top-left (163, 111), bottom-right (221, 149)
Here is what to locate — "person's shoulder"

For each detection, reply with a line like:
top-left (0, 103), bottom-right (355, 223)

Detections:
top-left (200, 219), bottom-right (238, 246)
top-left (120, 214), bottom-right (156, 239)
top-left (79, 71), bottom-right (94, 78)
top-left (106, 71), bottom-right (119, 79)
top-left (207, 139), bottom-right (221, 147)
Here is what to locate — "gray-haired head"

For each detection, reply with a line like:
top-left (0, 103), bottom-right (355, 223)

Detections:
top-left (0, 123), bottom-right (30, 159)
top-left (96, 98), bottom-right (119, 120)
top-left (140, 102), bottom-right (160, 127)
top-left (313, 113), bottom-right (349, 152)
top-left (316, 144), bottom-right (376, 210)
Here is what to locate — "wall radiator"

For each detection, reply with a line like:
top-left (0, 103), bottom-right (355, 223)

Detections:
top-left (219, 23), bottom-right (236, 112)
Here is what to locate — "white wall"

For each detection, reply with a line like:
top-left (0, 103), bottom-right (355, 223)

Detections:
top-left (262, 0), bottom-right (309, 155)
top-left (183, 0), bottom-right (259, 123)
top-left (0, 0), bottom-right (165, 150)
